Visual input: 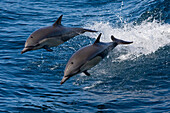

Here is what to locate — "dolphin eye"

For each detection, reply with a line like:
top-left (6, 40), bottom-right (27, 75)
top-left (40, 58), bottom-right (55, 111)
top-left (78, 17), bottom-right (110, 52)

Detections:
top-left (71, 62), bottom-right (74, 64)
top-left (30, 36), bottom-right (33, 38)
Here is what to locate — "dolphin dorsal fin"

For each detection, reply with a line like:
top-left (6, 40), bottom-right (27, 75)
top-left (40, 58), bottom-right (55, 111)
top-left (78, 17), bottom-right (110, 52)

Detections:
top-left (53, 15), bottom-right (63, 26)
top-left (93, 33), bottom-right (102, 44)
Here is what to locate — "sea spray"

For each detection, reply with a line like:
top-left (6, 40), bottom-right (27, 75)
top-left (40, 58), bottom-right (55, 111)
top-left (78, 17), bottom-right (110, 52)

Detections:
top-left (85, 20), bottom-right (170, 61)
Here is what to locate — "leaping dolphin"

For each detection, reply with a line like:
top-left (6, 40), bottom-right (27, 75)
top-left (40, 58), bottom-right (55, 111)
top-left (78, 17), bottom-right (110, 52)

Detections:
top-left (21, 15), bottom-right (97, 54)
top-left (61, 33), bottom-right (133, 84)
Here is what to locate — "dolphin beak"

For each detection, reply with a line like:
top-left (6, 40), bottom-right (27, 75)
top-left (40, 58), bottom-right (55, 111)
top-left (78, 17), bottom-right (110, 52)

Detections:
top-left (21, 48), bottom-right (32, 54)
top-left (60, 76), bottom-right (70, 85)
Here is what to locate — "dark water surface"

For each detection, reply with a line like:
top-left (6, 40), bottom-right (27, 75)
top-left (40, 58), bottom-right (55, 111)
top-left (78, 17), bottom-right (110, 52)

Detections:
top-left (0, 0), bottom-right (169, 112)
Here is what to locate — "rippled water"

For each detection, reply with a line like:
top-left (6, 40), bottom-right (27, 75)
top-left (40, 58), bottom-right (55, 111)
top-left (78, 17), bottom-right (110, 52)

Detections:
top-left (0, 0), bottom-right (169, 112)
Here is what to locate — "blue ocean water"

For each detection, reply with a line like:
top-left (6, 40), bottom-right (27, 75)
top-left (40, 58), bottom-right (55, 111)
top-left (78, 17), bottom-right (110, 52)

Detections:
top-left (0, 0), bottom-right (170, 112)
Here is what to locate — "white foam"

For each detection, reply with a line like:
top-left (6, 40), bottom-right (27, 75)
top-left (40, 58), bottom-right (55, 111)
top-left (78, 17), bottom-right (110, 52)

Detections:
top-left (83, 81), bottom-right (103, 90)
top-left (85, 20), bottom-right (170, 61)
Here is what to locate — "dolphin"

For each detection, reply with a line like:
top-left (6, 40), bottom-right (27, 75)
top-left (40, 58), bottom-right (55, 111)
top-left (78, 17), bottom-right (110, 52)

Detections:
top-left (60, 33), bottom-right (133, 84)
top-left (21, 15), bottom-right (97, 54)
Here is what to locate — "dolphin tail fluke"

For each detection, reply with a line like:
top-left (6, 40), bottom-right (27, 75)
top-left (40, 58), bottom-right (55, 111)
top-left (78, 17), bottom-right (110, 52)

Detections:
top-left (111, 35), bottom-right (133, 44)
top-left (83, 29), bottom-right (98, 32)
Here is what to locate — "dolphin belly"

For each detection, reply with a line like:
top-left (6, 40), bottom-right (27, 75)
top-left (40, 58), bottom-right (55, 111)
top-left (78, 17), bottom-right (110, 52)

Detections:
top-left (80, 56), bottom-right (102, 72)
top-left (39, 37), bottom-right (64, 47)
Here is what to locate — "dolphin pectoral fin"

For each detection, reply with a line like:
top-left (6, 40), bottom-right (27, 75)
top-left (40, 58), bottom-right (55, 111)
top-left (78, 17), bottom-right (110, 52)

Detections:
top-left (83, 71), bottom-right (91, 76)
top-left (43, 46), bottom-right (53, 52)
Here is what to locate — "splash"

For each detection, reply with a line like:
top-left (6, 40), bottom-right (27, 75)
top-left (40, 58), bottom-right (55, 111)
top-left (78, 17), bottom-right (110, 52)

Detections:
top-left (84, 20), bottom-right (170, 61)
top-left (83, 81), bottom-right (103, 90)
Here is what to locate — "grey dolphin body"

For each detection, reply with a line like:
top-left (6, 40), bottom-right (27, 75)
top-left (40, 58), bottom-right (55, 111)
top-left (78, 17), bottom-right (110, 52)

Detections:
top-left (61, 33), bottom-right (133, 84)
top-left (21, 15), bottom-right (97, 54)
